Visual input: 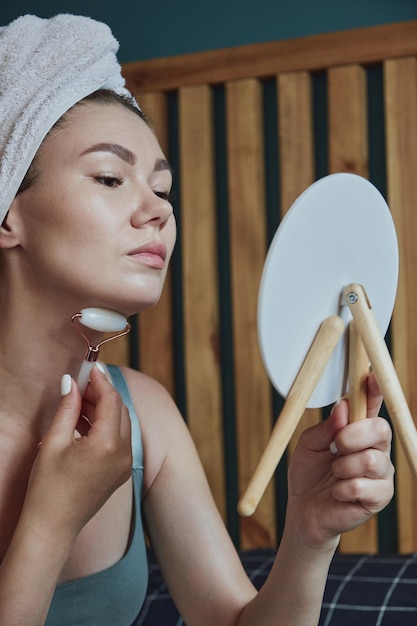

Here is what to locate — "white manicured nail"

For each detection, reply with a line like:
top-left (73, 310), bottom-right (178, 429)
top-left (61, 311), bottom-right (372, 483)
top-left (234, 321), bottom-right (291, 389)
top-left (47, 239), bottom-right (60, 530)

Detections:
top-left (61, 374), bottom-right (72, 396)
top-left (330, 440), bottom-right (339, 454)
top-left (95, 362), bottom-right (106, 375)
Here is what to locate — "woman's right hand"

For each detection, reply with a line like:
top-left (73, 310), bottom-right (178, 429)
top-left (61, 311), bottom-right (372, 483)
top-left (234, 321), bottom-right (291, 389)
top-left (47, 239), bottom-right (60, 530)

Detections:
top-left (20, 366), bottom-right (132, 547)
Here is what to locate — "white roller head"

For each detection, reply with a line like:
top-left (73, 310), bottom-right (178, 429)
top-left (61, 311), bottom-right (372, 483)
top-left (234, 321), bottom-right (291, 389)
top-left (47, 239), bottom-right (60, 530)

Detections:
top-left (78, 308), bottom-right (128, 332)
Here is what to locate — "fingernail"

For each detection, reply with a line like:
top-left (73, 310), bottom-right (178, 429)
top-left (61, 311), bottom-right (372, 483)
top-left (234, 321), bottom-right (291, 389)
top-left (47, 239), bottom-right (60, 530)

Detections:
top-left (330, 396), bottom-right (346, 415)
top-left (61, 374), bottom-right (72, 396)
top-left (330, 440), bottom-right (339, 454)
top-left (95, 362), bottom-right (106, 375)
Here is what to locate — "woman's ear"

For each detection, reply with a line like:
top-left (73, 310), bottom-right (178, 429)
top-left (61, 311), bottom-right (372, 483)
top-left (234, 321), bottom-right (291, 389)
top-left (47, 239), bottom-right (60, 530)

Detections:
top-left (0, 197), bottom-right (24, 248)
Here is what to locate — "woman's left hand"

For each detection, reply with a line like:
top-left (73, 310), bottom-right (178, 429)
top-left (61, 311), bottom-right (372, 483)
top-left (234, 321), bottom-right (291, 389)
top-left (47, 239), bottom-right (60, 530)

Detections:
top-left (286, 372), bottom-right (394, 549)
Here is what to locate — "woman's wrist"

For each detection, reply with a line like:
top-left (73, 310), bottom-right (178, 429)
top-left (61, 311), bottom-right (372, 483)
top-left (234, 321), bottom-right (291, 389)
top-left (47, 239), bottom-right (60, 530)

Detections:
top-left (282, 503), bottom-right (340, 556)
top-left (14, 498), bottom-right (79, 564)
top-left (0, 514), bottom-right (74, 625)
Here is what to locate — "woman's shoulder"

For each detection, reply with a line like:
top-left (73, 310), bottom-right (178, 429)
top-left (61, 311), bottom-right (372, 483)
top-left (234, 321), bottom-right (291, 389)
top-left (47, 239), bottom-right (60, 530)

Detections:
top-left (109, 366), bottom-right (189, 493)
top-left (113, 365), bottom-right (175, 409)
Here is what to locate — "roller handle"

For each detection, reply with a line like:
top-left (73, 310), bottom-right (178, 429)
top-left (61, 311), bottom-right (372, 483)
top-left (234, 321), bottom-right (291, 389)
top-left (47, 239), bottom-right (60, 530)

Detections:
top-left (77, 360), bottom-right (95, 396)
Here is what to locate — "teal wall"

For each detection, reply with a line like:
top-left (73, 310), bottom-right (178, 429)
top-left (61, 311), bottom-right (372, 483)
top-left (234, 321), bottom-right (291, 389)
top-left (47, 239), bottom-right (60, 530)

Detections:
top-left (1, 1), bottom-right (416, 63)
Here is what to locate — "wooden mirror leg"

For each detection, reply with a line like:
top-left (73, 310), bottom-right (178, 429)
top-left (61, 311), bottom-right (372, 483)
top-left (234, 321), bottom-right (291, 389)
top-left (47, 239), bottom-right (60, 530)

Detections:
top-left (238, 315), bottom-right (345, 517)
top-left (341, 320), bottom-right (376, 553)
top-left (348, 320), bottom-right (369, 422)
top-left (344, 283), bottom-right (417, 483)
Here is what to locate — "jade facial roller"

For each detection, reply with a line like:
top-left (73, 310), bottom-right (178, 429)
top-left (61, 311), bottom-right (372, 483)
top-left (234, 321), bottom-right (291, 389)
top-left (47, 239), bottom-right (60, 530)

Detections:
top-left (71, 308), bottom-right (131, 394)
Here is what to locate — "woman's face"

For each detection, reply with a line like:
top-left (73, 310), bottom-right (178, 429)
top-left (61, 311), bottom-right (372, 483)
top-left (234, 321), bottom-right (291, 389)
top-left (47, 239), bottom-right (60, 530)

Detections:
top-left (10, 102), bottom-right (176, 316)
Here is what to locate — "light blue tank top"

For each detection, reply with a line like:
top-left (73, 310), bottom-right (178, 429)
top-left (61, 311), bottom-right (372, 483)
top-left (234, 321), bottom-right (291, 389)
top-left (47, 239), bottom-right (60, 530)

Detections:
top-left (45, 365), bottom-right (148, 626)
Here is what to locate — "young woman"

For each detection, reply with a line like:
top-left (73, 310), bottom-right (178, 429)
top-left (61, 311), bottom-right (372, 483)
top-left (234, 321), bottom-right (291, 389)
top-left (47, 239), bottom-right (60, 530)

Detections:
top-left (0, 14), bottom-right (394, 626)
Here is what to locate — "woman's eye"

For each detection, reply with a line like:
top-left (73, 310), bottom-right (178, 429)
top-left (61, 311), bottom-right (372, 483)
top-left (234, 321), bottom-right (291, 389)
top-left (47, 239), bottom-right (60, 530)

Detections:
top-left (95, 175), bottom-right (123, 188)
top-left (154, 190), bottom-right (173, 202)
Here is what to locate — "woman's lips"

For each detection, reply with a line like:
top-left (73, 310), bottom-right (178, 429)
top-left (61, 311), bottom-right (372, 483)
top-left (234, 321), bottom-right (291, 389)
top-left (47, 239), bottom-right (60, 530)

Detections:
top-left (128, 242), bottom-right (167, 269)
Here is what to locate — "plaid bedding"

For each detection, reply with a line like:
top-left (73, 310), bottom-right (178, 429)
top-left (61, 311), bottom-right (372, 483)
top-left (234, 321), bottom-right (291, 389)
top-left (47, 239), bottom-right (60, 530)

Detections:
top-left (134, 548), bottom-right (417, 625)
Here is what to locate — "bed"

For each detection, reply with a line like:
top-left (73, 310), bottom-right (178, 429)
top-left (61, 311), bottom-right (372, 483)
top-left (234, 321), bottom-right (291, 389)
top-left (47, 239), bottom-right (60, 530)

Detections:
top-left (134, 549), bottom-right (417, 625)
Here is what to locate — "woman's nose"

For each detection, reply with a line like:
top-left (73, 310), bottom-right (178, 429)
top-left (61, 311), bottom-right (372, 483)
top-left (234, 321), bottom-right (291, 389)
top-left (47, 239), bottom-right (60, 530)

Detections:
top-left (131, 190), bottom-right (173, 230)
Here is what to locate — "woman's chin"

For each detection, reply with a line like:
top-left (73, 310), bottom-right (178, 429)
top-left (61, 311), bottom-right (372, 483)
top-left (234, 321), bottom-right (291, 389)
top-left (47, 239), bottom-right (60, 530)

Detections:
top-left (121, 295), bottom-right (163, 319)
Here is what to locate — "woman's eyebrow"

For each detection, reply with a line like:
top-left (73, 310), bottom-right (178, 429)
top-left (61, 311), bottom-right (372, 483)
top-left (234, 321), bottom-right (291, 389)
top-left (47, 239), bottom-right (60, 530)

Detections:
top-left (81, 142), bottom-right (136, 165)
top-left (154, 158), bottom-right (173, 176)
top-left (80, 144), bottom-right (173, 176)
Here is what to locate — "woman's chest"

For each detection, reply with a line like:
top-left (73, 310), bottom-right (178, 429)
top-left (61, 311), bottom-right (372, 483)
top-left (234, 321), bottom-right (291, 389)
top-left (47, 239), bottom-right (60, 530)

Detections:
top-left (57, 476), bottom-right (133, 583)
top-left (0, 454), bottom-right (133, 584)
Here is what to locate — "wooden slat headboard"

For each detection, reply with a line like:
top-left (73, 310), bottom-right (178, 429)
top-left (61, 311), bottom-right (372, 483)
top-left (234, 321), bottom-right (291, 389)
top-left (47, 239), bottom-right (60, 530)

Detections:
top-left (100, 20), bottom-right (417, 554)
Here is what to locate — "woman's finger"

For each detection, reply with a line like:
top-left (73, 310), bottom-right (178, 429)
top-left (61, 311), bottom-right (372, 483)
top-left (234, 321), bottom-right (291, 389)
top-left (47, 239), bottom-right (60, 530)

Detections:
top-left (332, 476), bottom-right (394, 512)
top-left (86, 366), bottom-right (124, 439)
top-left (332, 416), bottom-right (392, 455)
top-left (366, 371), bottom-right (383, 418)
top-left (332, 447), bottom-right (393, 481)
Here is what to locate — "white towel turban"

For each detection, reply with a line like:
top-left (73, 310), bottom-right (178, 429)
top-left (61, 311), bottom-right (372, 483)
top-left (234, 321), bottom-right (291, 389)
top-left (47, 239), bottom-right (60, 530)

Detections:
top-left (0, 14), bottom-right (137, 223)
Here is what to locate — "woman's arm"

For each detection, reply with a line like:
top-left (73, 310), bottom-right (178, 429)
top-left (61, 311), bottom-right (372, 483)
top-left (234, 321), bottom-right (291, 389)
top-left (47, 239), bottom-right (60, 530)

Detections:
top-left (0, 519), bottom-right (73, 626)
top-left (134, 369), bottom-right (393, 626)
top-left (0, 367), bottom-right (132, 625)
top-left (237, 374), bottom-right (393, 625)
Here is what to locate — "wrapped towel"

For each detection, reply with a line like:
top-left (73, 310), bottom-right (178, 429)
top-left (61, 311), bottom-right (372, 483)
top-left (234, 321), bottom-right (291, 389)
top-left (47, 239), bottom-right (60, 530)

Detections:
top-left (0, 14), bottom-right (137, 223)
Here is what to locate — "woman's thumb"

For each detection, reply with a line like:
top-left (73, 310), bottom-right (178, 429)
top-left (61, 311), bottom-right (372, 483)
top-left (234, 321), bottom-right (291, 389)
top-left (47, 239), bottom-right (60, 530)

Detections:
top-left (324, 398), bottom-right (350, 452)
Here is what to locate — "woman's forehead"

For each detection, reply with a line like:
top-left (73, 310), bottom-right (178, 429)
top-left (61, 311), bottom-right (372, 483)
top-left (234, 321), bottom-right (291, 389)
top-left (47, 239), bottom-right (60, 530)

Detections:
top-left (39, 102), bottom-right (164, 163)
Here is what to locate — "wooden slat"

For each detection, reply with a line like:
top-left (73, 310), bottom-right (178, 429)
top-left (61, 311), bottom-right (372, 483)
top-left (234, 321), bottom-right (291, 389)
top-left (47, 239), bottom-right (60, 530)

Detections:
top-left (278, 72), bottom-right (314, 209)
top-left (123, 21), bottom-right (417, 93)
top-left (226, 79), bottom-right (276, 548)
top-left (328, 64), bottom-right (368, 177)
top-left (136, 90), bottom-right (169, 153)
top-left (135, 91), bottom-right (176, 397)
top-left (178, 85), bottom-right (226, 518)
top-left (384, 56), bottom-right (417, 553)
top-left (117, 25), bottom-right (417, 555)
top-left (328, 64), bottom-right (377, 553)
top-left (277, 72), bottom-right (321, 462)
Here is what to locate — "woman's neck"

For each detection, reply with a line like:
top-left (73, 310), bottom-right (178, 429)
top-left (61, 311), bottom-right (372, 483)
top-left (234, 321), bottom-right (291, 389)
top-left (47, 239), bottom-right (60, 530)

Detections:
top-left (0, 294), bottom-right (102, 436)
